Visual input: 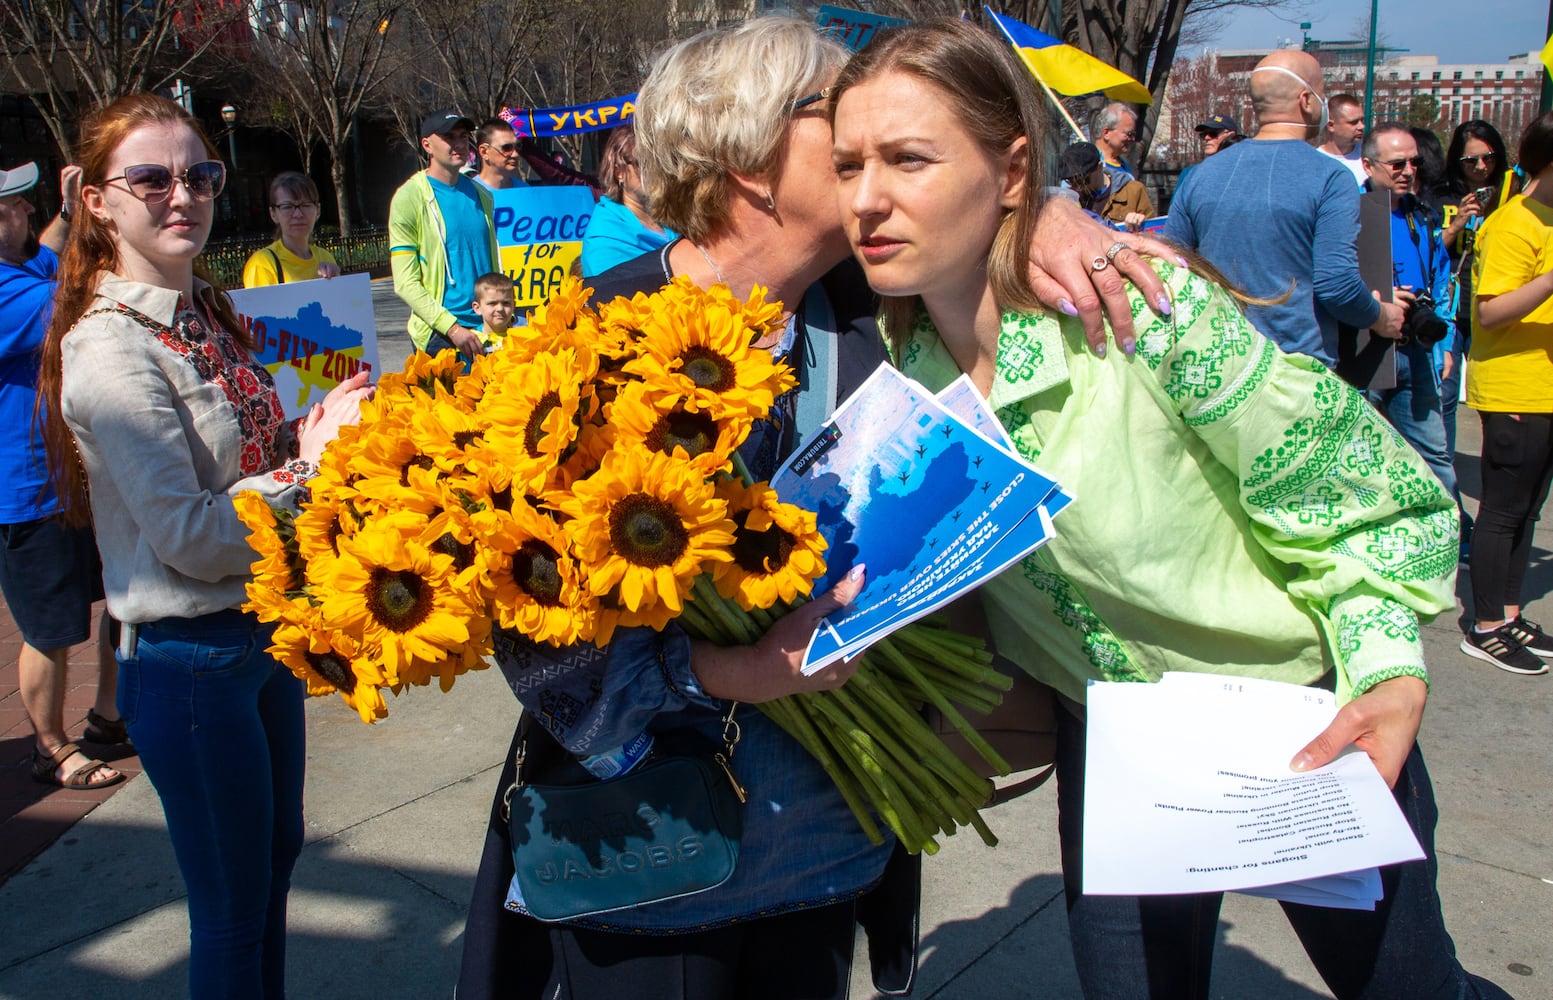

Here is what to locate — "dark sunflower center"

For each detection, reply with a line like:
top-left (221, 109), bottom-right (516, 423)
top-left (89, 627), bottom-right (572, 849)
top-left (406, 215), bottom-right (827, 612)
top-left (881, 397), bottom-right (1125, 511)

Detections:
top-left (307, 650), bottom-right (357, 692)
top-left (524, 391), bottom-right (563, 457)
top-left (399, 454), bottom-right (436, 487)
top-left (431, 531), bottom-right (474, 570)
top-left (453, 430), bottom-right (483, 449)
top-left (608, 493), bottom-right (689, 567)
top-left (366, 567), bottom-right (434, 633)
top-left (731, 510), bottom-right (797, 575)
top-left (512, 540), bottom-right (564, 605)
top-left (649, 410), bottom-right (717, 458)
top-left (679, 346), bottom-right (736, 392)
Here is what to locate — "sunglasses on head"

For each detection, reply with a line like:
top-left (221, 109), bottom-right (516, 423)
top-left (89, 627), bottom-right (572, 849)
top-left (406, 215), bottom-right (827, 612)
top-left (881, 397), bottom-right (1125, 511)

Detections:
top-left (1458, 153), bottom-right (1495, 167)
top-left (791, 87), bottom-right (833, 113)
top-left (102, 161), bottom-right (226, 203)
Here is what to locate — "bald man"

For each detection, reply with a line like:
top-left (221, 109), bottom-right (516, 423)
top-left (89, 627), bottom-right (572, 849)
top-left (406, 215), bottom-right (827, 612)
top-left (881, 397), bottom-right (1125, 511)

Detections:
top-left (1164, 50), bottom-right (1405, 364)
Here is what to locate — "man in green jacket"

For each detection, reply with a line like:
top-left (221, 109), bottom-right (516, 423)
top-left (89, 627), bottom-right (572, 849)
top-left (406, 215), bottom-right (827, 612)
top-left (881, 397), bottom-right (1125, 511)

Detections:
top-left (389, 110), bottom-right (501, 362)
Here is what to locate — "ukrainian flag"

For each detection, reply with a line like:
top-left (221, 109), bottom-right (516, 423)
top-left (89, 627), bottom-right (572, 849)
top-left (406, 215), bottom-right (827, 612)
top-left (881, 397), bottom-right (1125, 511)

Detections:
top-left (985, 8), bottom-right (1152, 105)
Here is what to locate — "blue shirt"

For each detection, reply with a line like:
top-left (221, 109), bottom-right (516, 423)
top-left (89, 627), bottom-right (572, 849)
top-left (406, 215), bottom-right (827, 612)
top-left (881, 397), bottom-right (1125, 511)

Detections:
top-left (0, 246), bottom-right (59, 521)
top-left (579, 196), bottom-right (676, 278)
top-left (1164, 139), bottom-right (1382, 365)
top-left (429, 174), bottom-right (493, 329)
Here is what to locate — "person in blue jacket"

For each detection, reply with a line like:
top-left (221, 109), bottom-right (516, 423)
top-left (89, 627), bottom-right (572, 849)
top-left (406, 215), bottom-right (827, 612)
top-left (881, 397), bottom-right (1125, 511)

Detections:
top-left (0, 159), bottom-right (126, 788)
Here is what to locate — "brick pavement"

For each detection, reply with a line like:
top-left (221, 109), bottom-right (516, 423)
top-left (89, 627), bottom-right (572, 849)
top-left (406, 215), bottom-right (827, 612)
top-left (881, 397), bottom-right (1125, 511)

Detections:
top-left (0, 598), bottom-right (140, 882)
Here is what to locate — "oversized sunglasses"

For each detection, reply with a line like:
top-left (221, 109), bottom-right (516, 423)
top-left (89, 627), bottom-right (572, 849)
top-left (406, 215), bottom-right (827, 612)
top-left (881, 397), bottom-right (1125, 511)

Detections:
top-left (1458, 153), bottom-right (1495, 167)
top-left (102, 161), bottom-right (226, 203)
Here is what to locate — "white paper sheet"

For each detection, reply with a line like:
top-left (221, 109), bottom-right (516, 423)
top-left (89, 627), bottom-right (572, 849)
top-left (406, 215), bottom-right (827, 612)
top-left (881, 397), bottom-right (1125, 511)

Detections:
top-left (1081, 673), bottom-right (1424, 905)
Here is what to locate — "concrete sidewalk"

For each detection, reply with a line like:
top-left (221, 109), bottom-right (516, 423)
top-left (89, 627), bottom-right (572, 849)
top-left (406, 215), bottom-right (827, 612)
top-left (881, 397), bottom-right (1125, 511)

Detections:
top-left (0, 282), bottom-right (1546, 997)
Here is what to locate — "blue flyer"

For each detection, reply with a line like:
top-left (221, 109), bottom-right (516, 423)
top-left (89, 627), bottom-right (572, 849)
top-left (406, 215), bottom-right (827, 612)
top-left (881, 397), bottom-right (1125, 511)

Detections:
top-left (769, 366), bottom-right (1070, 673)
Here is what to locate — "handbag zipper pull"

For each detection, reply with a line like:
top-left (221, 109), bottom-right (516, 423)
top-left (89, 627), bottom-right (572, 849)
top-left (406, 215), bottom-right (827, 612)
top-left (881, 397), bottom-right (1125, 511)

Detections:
top-left (713, 751), bottom-right (749, 803)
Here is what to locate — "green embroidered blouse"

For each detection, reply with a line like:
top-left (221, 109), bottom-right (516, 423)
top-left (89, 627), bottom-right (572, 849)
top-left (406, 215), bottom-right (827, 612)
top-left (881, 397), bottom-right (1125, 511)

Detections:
top-left (895, 261), bottom-right (1458, 705)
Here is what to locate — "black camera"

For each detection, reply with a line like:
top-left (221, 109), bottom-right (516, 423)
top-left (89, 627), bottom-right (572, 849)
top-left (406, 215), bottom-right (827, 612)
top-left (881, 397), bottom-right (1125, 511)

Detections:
top-left (1400, 291), bottom-right (1450, 346)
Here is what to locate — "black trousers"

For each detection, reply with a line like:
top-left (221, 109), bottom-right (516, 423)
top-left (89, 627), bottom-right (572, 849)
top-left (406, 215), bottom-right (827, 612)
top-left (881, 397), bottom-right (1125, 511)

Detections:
top-left (1470, 411), bottom-right (1553, 621)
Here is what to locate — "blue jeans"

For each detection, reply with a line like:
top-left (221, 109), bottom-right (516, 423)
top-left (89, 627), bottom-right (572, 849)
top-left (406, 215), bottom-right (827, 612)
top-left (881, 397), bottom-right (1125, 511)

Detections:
top-left (118, 610), bottom-right (306, 999)
top-left (1368, 341), bottom-right (1459, 500)
top-left (1056, 703), bottom-right (1511, 999)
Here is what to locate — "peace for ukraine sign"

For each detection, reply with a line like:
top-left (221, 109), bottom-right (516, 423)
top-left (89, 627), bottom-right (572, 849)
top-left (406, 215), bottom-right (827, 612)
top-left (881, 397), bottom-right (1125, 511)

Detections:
top-left (491, 186), bottom-right (596, 312)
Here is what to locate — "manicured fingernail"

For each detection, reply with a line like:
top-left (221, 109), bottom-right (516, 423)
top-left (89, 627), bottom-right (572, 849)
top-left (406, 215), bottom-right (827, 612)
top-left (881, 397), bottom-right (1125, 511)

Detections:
top-left (1058, 298), bottom-right (1078, 317)
top-left (1155, 293), bottom-right (1172, 315)
top-left (1290, 753), bottom-right (1314, 772)
top-left (1175, 255), bottom-right (1189, 267)
top-left (1094, 342), bottom-right (1106, 359)
top-left (847, 563), bottom-right (866, 580)
top-left (1122, 337), bottom-right (1135, 356)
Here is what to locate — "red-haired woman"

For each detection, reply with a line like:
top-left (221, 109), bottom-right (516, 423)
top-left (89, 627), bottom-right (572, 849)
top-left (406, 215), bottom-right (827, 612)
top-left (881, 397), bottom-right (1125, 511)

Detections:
top-left (38, 94), bottom-right (372, 999)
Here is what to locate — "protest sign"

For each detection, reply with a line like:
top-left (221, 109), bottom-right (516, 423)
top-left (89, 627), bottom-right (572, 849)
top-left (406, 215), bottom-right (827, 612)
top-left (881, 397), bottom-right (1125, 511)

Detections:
top-left (491, 186), bottom-right (596, 312)
top-left (227, 272), bottom-right (378, 419)
top-left (814, 5), bottom-right (908, 51)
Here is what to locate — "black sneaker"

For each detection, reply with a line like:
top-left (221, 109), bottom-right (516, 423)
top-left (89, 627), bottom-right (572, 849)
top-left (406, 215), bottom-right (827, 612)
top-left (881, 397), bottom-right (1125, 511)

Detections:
top-left (1504, 616), bottom-right (1553, 657)
top-left (1460, 625), bottom-right (1549, 675)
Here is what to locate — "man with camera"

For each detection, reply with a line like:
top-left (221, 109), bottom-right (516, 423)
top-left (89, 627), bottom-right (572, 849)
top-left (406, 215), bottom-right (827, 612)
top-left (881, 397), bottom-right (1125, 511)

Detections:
top-left (1361, 122), bottom-right (1459, 498)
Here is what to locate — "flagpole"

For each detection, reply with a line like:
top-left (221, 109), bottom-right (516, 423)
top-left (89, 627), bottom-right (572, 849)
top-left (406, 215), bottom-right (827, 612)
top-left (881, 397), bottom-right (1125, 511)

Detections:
top-left (1022, 58), bottom-right (1089, 142)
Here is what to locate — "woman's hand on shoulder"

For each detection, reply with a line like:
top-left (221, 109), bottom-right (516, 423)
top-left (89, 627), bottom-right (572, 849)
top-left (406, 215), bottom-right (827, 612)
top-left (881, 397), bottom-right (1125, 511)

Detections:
top-left (297, 371), bottom-right (375, 462)
top-left (1289, 674), bottom-right (1427, 788)
top-left (692, 565), bottom-right (867, 703)
top-left (1026, 196), bottom-right (1185, 356)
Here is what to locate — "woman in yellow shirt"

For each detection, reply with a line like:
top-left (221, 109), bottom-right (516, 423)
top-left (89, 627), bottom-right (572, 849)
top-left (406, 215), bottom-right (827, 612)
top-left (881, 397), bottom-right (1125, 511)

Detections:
top-left (240, 171), bottom-right (341, 287)
top-left (1462, 111), bottom-right (1553, 674)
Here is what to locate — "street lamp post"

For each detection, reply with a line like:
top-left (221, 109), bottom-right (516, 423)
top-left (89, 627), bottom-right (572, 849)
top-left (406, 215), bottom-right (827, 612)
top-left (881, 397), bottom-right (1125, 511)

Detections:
top-left (221, 104), bottom-right (239, 169)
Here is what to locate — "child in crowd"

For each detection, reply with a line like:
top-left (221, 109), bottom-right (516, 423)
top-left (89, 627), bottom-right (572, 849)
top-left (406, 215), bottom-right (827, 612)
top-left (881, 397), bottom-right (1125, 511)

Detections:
top-left (470, 271), bottom-right (517, 350)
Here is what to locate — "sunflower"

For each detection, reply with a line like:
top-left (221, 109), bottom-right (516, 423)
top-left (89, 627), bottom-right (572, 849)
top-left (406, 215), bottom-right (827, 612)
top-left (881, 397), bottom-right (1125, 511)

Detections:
top-left (347, 408), bottom-right (446, 516)
top-left (234, 491), bottom-right (299, 593)
top-left (268, 603), bottom-right (389, 723)
top-left (312, 514), bottom-right (481, 684)
top-left (623, 277), bottom-right (796, 422)
top-left (376, 348), bottom-right (465, 407)
top-left (558, 446), bottom-right (734, 639)
top-left (608, 381), bottom-right (750, 477)
top-left (409, 398), bottom-right (488, 476)
top-left (485, 503), bottom-right (594, 645)
top-left (478, 350), bottom-right (591, 494)
top-left (293, 491), bottom-right (363, 566)
top-left (711, 480), bottom-right (828, 610)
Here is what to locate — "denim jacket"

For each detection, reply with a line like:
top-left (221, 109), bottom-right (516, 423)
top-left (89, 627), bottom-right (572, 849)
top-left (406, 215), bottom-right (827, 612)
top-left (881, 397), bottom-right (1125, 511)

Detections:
top-left (494, 254), bottom-right (895, 931)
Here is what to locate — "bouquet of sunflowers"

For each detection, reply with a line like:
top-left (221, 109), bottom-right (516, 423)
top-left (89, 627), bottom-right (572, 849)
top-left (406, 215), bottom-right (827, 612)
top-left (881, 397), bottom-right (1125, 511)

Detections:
top-left (237, 277), bottom-right (1019, 853)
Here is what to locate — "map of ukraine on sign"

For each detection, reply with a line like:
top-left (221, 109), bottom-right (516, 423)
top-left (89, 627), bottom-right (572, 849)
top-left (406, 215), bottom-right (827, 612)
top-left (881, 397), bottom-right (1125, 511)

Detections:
top-left (227, 272), bottom-right (380, 420)
top-left (492, 186), bottom-right (596, 311)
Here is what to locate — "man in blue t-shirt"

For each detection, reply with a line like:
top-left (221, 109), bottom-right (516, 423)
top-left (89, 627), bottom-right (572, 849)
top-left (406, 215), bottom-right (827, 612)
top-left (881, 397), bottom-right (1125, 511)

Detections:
top-left (0, 160), bottom-right (126, 788)
top-left (1360, 123), bottom-right (1457, 500)
top-left (388, 110), bottom-right (501, 363)
top-left (1164, 50), bottom-right (1406, 366)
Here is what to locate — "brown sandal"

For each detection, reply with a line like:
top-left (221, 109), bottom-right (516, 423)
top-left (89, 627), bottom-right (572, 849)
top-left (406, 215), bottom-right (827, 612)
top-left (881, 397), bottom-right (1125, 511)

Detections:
top-left (31, 741), bottom-right (126, 789)
top-left (83, 708), bottom-right (132, 747)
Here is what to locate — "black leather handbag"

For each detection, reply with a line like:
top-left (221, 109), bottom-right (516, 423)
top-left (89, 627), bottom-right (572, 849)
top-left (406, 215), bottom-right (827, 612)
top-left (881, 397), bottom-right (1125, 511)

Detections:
top-left (503, 707), bottom-right (746, 922)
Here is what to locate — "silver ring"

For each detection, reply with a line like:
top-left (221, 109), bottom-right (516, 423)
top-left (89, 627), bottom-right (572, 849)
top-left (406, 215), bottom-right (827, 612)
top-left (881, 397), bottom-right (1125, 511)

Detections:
top-left (1090, 256), bottom-right (1109, 272)
top-left (1105, 241), bottom-right (1130, 263)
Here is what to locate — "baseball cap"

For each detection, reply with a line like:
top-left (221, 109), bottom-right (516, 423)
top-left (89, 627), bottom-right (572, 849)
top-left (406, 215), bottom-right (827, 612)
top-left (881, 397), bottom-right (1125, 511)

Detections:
top-left (1057, 142), bottom-right (1102, 181)
top-left (419, 110), bottom-right (476, 139)
top-left (0, 161), bottom-right (40, 198)
top-left (1194, 114), bottom-right (1237, 134)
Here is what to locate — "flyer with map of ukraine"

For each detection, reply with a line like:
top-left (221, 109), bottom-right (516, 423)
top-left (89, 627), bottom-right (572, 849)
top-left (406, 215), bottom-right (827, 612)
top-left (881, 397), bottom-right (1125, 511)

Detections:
top-left (769, 366), bottom-right (1070, 674)
top-left (228, 273), bottom-right (379, 419)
